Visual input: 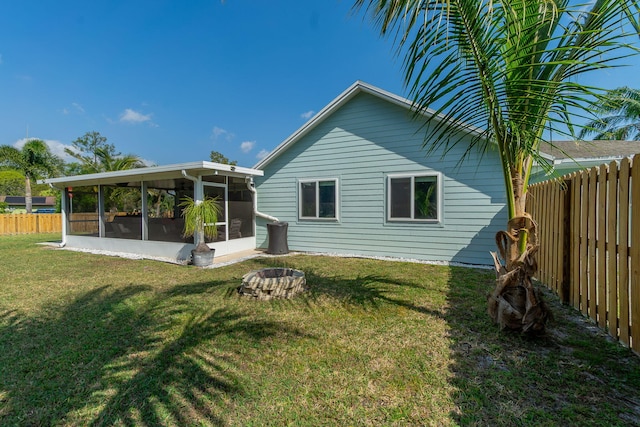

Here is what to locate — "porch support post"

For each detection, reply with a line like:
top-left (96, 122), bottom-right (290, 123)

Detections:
top-left (141, 181), bottom-right (149, 241)
top-left (98, 185), bottom-right (105, 238)
top-left (61, 187), bottom-right (68, 240)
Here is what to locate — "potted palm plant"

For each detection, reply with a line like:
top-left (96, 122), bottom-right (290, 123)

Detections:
top-left (179, 195), bottom-right (222, 267)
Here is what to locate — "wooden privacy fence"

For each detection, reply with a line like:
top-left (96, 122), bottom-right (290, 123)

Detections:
top-left (0, 213), bottom-right (62, 235)
top-left (527, 154), bottom-right (640, 353)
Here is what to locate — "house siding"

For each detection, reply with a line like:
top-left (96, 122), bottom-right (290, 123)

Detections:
top-left (255, 92), bottom-right (507, 265)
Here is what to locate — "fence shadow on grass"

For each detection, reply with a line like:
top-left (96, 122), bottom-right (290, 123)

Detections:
top-left (0, 278), bottom-right (305, 426)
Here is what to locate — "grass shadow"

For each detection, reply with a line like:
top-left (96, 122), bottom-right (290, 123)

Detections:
top-left (0, 277), bottom-right (307, 426)
top-left (6, 239), bottom-right (640, 425)
top-left (248, 256), bottom-right (447, 319)
top-left (248, 255), bottom-right (640, 424)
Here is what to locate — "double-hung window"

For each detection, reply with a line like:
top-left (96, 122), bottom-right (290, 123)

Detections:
top-left (387, 173), bottom-right (440, 222)
top-left (299, 179), bottom-right (338, 220)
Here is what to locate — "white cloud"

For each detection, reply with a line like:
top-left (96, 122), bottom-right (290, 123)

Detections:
top-left (301, 110), bottom-right (315, 120)
top-left (71, 102), bottom-right (85, 113)
top-left (13, 137), bottom-right (75, 162)
top-left (211, 126), bottom-right (234, 141)
top-left (119, 108), bottom-right (154, 125)
top-left (62, 102), bottom-right (85, 115)
top-left (256, 149), bottom-right (270, 160)
top-left (240, 140), bottom-right (255, 153)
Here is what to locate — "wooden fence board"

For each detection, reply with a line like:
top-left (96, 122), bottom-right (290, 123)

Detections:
top-left (588, 168), bottom-right (598, 318)
top-left (571, 173), bottom-right (581, 309)
top-left (607, 161), bottom-right (619, 338)
top-left (597, 164), bottom-right (607, 328)
top-left (552, 183), bottom-right (558, 290)
top-left (557, 182), bottom-right (566, 298)
top-left (580, 170), bottom-right (590, 316)
top-left (540, 188), bottom-right (551, 283)
top-left (630, 155), bottom-right (640, 353)
top-left (619, 157), bottom-right (631, 345)
top-left (0, 214), bottom-right (62, 235)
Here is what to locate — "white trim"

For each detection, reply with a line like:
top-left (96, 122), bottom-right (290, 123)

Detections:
top-left (386, 172), bottom-right (442, 224)
top-left (254, 81), bottom-right (485, 170)
top-left (203, 181), bottom-right (227, 236)
top-left (44, 161), bottom-right (263, 187)
top-left (298, 178), bottom-right (339, 221)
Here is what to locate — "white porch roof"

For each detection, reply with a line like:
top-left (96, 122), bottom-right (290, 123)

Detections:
top-left (44, 161), bottom-right (264, 188)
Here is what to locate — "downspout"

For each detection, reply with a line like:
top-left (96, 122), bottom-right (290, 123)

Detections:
top-left (48, 183), bottom-right (66, 247)
top-left (181, 170), bottom-right (202, 200)
top-left (246, 177), bottom-right (279, 222)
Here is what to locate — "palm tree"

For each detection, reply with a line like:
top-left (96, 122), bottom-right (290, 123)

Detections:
top-left (0, 139), bottom-right (62, 213)
top-left (579, 87), bottom-right (640, 140)
top-left (93, 146), bottom-right (146, 173)
top-left (355, 0), bottom-right (640, 334)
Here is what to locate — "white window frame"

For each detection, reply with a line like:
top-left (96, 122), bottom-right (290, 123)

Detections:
top-left (298, 178), bottom-right (339, 221)
top-left (386, 172), bottom-right (442, 223)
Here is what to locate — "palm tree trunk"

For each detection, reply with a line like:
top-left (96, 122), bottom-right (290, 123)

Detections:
top-left (487, 169), bottom-right (550, 334)
top-left (25, 176), bottom-right (33, 214)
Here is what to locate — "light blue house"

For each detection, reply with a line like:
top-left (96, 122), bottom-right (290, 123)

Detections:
top-left (253, 81), bottom-right (507, 266)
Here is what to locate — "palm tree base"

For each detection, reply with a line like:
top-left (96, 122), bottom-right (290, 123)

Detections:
top-left (487, 267), bottom-right (551, 334)
top-left (488, 219), bottom-right (551, 335)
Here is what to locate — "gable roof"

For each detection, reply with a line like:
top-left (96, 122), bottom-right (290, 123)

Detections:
top-left (254, 80), bottom-right (485, 169)
top-left (540, 140), bottom-right (640, 164)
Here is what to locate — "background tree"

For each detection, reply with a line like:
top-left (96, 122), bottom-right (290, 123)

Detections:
top-left (64, 131), bottom-right (147, 214)
top-left (65, 131), bottom-right (145, 174)
top-left (579, 87), bottom-right (640, 140)
top-left (355, 0), bottom-right (640, 334)
top-left (209, 150), bottom-right (237, 166)
top-left (0, 139), bottom-right (63, 213)
top-left (65, 131), bottom-right (112, 173)
top-left (0, 169), bottom-right (27, 196)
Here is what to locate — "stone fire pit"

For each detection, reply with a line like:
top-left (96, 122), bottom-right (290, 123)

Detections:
top-left (239, 268), bottom-right (306, 300)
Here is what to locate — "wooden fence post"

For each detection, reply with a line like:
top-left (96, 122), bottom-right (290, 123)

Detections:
top-left (630, 155), bottom-right (640, 353)
top-left (561, 178), bottom-right (572, 304)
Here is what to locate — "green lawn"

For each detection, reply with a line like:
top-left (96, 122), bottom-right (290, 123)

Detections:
top-left (1, 234), bottom-right (639, 426)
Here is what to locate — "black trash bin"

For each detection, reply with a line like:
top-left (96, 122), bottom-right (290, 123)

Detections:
top-left (267, 221), bottom-right (289, 255)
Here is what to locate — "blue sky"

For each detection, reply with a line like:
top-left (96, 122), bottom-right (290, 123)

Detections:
top-left (0, 1), bottom-right (637, 169)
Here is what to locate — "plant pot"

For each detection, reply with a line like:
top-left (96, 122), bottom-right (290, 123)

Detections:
top-left (191, 248), bottom-right (215, 267)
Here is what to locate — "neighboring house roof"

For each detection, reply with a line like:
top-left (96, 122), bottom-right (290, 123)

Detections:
top-left (0, 196), bottom-right (56, 206)
top-left (539, 140), bottom-right (640, 165)
top-left (254, 80), bottom-right (486, 170)
top-left (44, 161), bottom-right (263, 188)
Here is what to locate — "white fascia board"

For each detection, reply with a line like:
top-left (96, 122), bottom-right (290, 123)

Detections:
top-left (43, 161), bottom-right (263, 187)
top-left (254, 80), bottom-right (487, 170)
top-left (538, 151), bottom-right (555, 161)
top-left (552, 155), bottom-right (624, 166)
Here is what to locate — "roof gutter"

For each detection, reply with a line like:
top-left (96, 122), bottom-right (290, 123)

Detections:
top-left (246, 177), bottom-right (279, 222)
